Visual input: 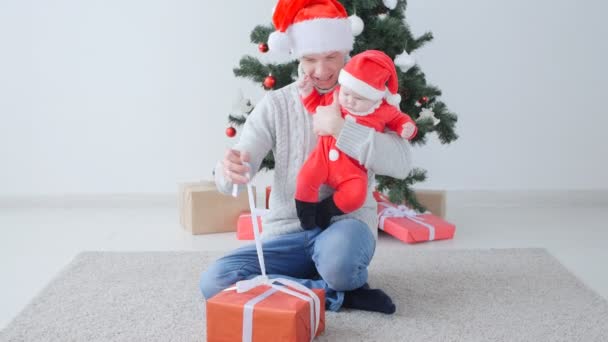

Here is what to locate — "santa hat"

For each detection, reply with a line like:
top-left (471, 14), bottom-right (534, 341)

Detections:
top-left (338, 50), bottom-right (402, 107)
top-left (268, 0), bottom-right (355, 59)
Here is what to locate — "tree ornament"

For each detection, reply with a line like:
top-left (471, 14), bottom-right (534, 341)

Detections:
top-left (263, 75), bottom-right (276, 89)
top-left (349, 15), bottom-right (364, 36)
top-left (232, 89), bottom-right (254, 115)
top-left (394, 50), bottom-right (416, 72)
top-left (415, 96), bottom-right (429, 107)
top-left (258, 43), bottom-right (269, 53)
top-left (417, 108), bottom-right (441, 126)
top-left (383, 0), bottom-right (398, 10)
top-left (377, 13), bottom-right (388, 20)
top-left (226, 126), bottom-right (237, 137)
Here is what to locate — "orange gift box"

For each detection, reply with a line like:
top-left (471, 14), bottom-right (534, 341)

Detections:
top-left (374, 191), bottom-right (455, 244)
top-left (207, 285), bottom-right (325, 342)
top-left (236, 212), bottom-right (264, 240)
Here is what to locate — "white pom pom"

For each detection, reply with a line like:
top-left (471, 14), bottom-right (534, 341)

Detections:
top-left (383, 0), bottom-right (398, 10)
top-left (329, 149), bottom-right (340, 162)
top-left (349, 15), bottom-right (364, 36)
top-left (385, 92), bottom-right (401, 107)
top-left (268, 31), bottom-right (291, 54)
top-left (394, 50), bottom-right (416, 72)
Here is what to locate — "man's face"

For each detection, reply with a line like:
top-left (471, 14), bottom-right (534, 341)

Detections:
top-left (299, 51), bottom-right (346, 91)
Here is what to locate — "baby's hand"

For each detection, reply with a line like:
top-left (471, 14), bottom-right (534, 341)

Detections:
top-left (400, 122), bottom-right (417, 140)
top-left (297, 74), bottom-right (313, 97)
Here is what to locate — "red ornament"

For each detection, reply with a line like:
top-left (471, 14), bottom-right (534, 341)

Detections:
top-left (263, 75), bottom-right (276, 90)
top-left (258, 43), bottom-right (269, 53)
top-left (226, 126), bottom-right (236, 137)
top-left (420, 96), bottom-right (429, 104)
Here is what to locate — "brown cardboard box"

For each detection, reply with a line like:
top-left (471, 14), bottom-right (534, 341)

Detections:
top-left (179, 181), bottom-right (254, 235)
top-left (411, 190), bottom-right (447, 218)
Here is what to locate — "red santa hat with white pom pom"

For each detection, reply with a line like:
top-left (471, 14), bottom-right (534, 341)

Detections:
top-left (268, 0), bottom-right (360, 59)
top-left (338, 50), bottom-right (402, 107)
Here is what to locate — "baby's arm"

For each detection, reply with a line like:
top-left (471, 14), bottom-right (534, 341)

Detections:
top-left (386, 109), bottom-right (418, 140)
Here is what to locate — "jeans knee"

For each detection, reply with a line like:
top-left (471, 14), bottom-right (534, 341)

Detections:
top-left (199, 263), bottom-right (236, 300)
top-left (320, 257), bottom-right (368, 291)
top-left (199, 269), bottom-right (220, 300)
top-left (314, 219), bottom-right (375, 291)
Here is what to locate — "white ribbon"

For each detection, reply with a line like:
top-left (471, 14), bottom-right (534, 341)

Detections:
top-left (377, 202), bottom-right (436, 241)
top-left (230, 166), bottom-right (321, 341)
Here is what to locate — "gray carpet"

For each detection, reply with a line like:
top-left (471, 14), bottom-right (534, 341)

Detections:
top-left (2, 249), bottom-right (607, 342)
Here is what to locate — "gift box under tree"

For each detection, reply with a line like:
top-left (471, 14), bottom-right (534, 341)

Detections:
top-left (374, 191), bottom-right (455, 243)
top-left (178, 181), bottom-right (254, 235)
top-left (236, 209), bottom-right (268, 240)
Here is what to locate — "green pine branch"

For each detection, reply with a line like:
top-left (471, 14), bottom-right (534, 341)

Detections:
top-left (250, 25), bottom-right (274, 44)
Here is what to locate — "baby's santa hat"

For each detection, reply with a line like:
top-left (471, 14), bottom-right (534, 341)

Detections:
top-left (269, 0), bottom-right (355, 59)
top-left (338, 50), bottom-right (402, 107)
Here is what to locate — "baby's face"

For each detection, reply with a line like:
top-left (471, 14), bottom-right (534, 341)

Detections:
top-left (338, 86), bottom-right (377, 114)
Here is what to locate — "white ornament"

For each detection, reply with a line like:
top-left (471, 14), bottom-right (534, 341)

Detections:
top-left (418, 107), bottom-right (441, 126)
top-left (349, 15), bottom-right (364, 36)
top-left (232, 89), bottom-right (254, 114)
top-left (394, 50), bottom-right (416, 72)
top-left (377, 13), bottom-right (388, 20)
top-left (383, 0), bottom-right (398, 10)
top-left (329, 149), bottom-right (340, 161)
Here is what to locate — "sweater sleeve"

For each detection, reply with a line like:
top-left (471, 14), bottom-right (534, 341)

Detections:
top-left (335, 118), bottom-right (413, 179)
top-left (214, 94), bottom-right (276, 194)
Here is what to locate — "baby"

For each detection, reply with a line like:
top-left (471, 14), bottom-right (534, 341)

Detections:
top-left (295, 50), bottom-right (417, 230)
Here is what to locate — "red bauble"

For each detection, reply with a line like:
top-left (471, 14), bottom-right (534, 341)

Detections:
top-left (420, 96), bottom-right (429, 103)
top-left (263, 75), bottom-right (276, 90)
top-left (226, 126), bottom-right (236, 137)
top-left (258, 43), bottom-right (269, 53)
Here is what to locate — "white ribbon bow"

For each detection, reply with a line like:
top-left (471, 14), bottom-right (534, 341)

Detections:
top-left (377, 202), bottom-right (436, 241)
top-left (230, 166), bottom-right (321, 342)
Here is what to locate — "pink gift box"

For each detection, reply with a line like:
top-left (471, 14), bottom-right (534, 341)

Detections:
top-left (374, 191), bottom-right (455, 244)
top-left (236, 211), bottom-right (265, 240)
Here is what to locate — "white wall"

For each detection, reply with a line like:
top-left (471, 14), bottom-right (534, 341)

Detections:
top-left (1, 0), bottom-right (606, 196)
top-left (406, 0), bottom-right (608, 190)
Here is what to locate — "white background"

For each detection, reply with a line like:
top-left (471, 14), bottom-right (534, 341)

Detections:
top-left (1, 0), bottom-right (607, 195)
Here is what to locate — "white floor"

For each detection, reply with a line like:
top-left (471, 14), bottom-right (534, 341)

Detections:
top-left (1, 192), bottom-right (608, 330)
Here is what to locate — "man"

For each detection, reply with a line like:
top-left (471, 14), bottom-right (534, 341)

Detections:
top-left (199, 0), bottom-right (412, 314)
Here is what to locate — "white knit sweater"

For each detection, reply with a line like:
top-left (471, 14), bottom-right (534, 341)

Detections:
top-left (215, 83), bottom-right (413, 239)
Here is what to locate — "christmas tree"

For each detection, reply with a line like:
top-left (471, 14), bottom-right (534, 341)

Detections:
top-left (227, 0), bottom-right (458, 212)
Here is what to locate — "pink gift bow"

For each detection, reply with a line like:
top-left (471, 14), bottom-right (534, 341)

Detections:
top-left (377, 201), bottom-right (436, 241)
top-left (229, 168), bottom-right (321, 342)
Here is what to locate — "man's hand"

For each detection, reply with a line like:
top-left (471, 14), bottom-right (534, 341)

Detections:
top-left (297, 74), bottom-right (314, 98)
top-left (313, 91), bottom-right (344, 138)
top-left (222, 149), bottom-right (250, 184)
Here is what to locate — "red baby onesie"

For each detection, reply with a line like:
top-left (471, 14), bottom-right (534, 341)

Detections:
top-left (296, 87), bottom-right (417, 216)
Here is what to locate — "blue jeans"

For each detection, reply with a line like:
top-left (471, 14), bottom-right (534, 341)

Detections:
top-left (199, 218), bottom-right (376, 311)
